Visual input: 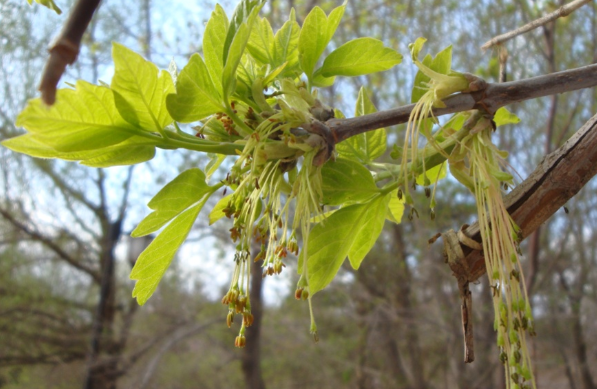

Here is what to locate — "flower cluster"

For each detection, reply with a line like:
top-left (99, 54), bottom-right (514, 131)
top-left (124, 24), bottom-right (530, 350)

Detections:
top-left (214, 79), bottom-right (327, 347)
top-left (450, 117), bottom-right (536, 389)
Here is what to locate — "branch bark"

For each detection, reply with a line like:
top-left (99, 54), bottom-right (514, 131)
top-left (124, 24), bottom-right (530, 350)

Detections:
top-left (449, 113), bottom-right (597, 283)
top-left (39, 0), bottom-right (102, 105)
top-left (326, 63), bottom-right (597, 143)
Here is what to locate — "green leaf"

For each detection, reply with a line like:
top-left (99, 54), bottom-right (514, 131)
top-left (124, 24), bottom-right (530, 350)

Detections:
top-left (411, 44), bottom-right (453, 103)
top-left (494, 107), bottom-right (521, 127)
top-left (209, 193), bottom-right (234, 225)
top-left (311, 68), bottom-right (336, 87)
top-left (130, 201), bottom-right (205, 305)
top-left (203, 4), bottom-right (229, 95)
top-left (132, 169), bottom-right (212, 237)
top-left (298, 2), bottom-right (346, 79)
top-left (166, 54), bottom-right (223, 123)
top-left (273, 9), bottom-right (300, 73)
top-left (28, 0), bottom-right (61, 14)
top-left (321, 158), bottom-right (379, 206)
top-left (386, 191), bottom-right (405, 224)
top-left (347, 195), bottom-right (389, 268)
top-left (205, 153), bottom-right (226, 180)
top-left (336, 87), bottom-right (386, 162)
top-left (222, 23), bottom-right (252, 100)
top-left (14, 81), bottom-right (137, 152)
top-left (80, 142), bottom-right (156, 168)
top-left (416, 163), bottom-right (447, 186)
top-left (111, 43), bottom-right (175, 132)
top-left (247, 16), bottom-right (274, 64)
top-left (304, 194), bottom-right (388, 295)
top-left (2, 133), bottom-right (156, 167)
top-left (223, 0), bottom-right (266, 64)
top-left (220, 0), bottom-right (264, 99)
top-left (320, 38), bottom-right (402, 77)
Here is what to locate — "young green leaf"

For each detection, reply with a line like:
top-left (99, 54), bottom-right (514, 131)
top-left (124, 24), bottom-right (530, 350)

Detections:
top-left (14, 81), bottom-right (137, 152)
top-left (2, 133), bottom-right (157, 167)
top-left (347, 194), bottom-right (389, 268)
top-left (412, 44), bottom-right (452, 103)
top-left (166, 54), bottom-right (223, 123)
top-left (321, 158), bottom-right (380, 205)
top-left (336, 87), bottom-right (386, 163)
top-left (222, 23), bottom-right (252, 100)
top-left (416, 163), bottom-right (447, 186)
top-left (205, 153), bottom-right (227, 180)
top-left (223, 0), bottom-right (266, 64)
top-left (320, 38), bottom-right (402, 77)
top-left (80, 142), bottom-right (156, 168)
top-left (203, 4), bottom-right (229, 95)
top-left (273, 9), bottom-right (300, 73)
top-left (247, 16), bottom-right (275, 65)
top-left (130, 200), bottom-right (205, 305)
top-left (386, 191), bottom-right (405, 224)
top-left (494, 107), bottom-right (521, 127)
top-left (111, 43), bottom-right (175, 132)
top-left (298, 2), bottom-right (346, 79)
top-left (311, 69), bottom-right (336, 87)
top-left (304, 194), bottom-right (388, 295)
top-left (132, 169), bottom-right (212, 237)
top-left (209, 193), bottom-right (234, 225)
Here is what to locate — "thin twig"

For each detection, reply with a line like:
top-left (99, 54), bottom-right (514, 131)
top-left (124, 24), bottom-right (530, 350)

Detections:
top-left (481, 0), bottom-right (591, 50)
top-left (39, 0), bottom-right (102, 105)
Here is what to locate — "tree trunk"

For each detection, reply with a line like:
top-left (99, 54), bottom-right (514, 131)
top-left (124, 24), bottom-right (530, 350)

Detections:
top-left (241, 251), bottom-right (266, 389)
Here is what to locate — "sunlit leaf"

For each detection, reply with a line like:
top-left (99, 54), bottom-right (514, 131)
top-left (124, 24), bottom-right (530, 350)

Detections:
top-left (298, 2), bottom-right (346, 79)
top-left (14, 81), bottom-right (138, 152)
top-left (2, 133), bottom-right (156, 167)
top-left (321, 158), bottom-right (380, 205)
top-left (209, 193), bottom-right (234, 225)
top-left (302, 194), bottom-right (388, 295)
top-left (247, 16), bottom-right (274, 64)
top-left (203, 4), bottom-right (229, 95)
top-left (111, 43), bottom-right (175, 131)
top-left (320, 38), bottom-right (402, 77)
top-left (494, 107), bottom-right (521, 127)
top-left (386, 191), bottom-right (405, 224)
top-left (336, 87), bottom-right (386, 162)
top-left (416, 163), bottom-right (447, 186)
top-left (273, 9), bottom-right (300, 73)
top-left (166, 54), bottom-right (223, 122)
top-left (130, 200), bottom-right (206, 305)
top-left (132, 169), bottom-right (212, 237)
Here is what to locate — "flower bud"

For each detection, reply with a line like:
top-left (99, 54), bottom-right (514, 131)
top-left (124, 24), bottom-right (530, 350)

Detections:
top-left (234, 335), bottom-right (246, 348)
top-left (301, 289), bottom-right (309, 300)
top-left (227, 312), bottom-right (234, 328)
top-left (243, 312), bottom-right (254, 327)
top-left (295, 288), bottom-right (304, 300)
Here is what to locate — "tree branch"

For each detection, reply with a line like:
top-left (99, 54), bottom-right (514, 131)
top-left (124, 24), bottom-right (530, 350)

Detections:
top-left (39, 0), bottom-right (102, 105)
top-left (0, 207), bottom-right (100, 282)
top-left (481, 0), bottom-right (591, 50)
top-left (448, 113), bottom-right (597, 283)
top-left (326, 63), bottom-right (597, 143)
